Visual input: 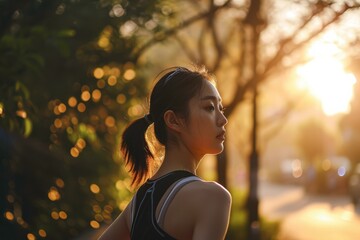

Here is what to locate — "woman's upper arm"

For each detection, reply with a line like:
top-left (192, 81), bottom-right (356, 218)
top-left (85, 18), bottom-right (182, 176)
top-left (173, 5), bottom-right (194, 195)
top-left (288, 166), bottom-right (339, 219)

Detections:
top-left (192, 183), bottom-right (232, 240)
top-left (97, 200), bottom-right (132, 240)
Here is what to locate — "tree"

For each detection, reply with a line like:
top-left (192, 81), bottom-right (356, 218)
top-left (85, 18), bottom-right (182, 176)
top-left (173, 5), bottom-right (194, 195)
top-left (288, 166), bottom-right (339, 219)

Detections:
top-left (297, 119), bottom-right (331, 163)
top-left (0, 0), bottom-right (171, 239)
top-left (340, 57), bottom-right (360, 170)
top-left (131, 0), bottom-right (360, 187)
top-left (131, 1), bottom-right (360, 239)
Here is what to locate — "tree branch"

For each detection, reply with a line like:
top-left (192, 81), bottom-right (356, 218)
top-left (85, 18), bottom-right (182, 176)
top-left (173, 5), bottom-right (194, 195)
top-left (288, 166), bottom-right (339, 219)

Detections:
top-left (132, 1), bottom-right (232, 59)
top-left (262, 3), bottom-right (357, 79)
top-left (226, 3), bottom-right (358, 118)
top-left (224, 23), bottom-right (247, 116)
top-left (173, 34), bottom-right (198, 63)
top-left (262, 2), bottom-right (329, 76)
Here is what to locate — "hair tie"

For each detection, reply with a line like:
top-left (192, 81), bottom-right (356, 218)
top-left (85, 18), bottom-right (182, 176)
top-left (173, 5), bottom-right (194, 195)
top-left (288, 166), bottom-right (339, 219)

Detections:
top-left (144, 114), bottom-right (153, 125)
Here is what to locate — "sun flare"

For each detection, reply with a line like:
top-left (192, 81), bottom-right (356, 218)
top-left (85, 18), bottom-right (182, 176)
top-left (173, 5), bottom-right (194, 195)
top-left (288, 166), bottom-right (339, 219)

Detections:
top-left (296, 41), bottom-right (356, 116)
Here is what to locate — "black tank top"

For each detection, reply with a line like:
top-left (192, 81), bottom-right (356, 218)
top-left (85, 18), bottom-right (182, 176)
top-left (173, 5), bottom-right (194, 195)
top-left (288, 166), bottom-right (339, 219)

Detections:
top-left (130, 170), bottom-right (200, 240)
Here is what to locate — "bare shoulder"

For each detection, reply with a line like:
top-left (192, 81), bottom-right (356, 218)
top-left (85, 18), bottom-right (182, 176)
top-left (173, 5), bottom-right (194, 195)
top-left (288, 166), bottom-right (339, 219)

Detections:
top-left (162, 179), bottom-right (232, 239)
top-left (176, 180), bottom-right (232, 239)
top-left (181, 180), bottom-right (232, 205)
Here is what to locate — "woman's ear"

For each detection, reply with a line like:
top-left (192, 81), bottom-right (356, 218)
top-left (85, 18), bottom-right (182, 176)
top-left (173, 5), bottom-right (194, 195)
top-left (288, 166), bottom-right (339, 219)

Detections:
top-left (163, 110), bottom-right (183, 133)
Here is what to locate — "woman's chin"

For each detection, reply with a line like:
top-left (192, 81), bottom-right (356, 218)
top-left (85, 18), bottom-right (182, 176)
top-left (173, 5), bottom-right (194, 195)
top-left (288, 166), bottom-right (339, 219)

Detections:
top-left (210, 145), bottom-right (224, 155)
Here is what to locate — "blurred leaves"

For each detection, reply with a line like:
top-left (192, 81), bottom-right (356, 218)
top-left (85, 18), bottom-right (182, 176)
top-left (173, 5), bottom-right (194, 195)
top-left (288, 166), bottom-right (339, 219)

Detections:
top-left (296, 119), bottom-right (331, 163)
top-left (0, 0), bottom-right (170, 239)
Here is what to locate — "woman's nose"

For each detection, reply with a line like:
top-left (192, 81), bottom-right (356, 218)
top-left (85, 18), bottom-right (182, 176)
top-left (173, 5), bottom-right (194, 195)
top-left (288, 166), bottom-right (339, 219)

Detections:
top-left (218, 111), bottom-right (228, 126)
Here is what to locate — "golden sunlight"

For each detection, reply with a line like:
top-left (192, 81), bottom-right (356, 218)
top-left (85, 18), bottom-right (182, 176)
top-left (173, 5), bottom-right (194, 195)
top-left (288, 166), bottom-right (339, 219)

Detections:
top-left (296, 41), bottom-right (356, 116)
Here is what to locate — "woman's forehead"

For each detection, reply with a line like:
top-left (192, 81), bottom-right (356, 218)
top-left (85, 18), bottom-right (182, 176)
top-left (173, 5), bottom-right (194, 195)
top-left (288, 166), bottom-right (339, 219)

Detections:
top-left (199, 81), bottom-right (221, 101)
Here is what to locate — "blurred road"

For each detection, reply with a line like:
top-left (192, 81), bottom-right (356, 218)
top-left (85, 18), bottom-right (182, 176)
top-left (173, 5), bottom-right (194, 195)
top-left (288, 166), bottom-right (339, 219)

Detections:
top-left (259, 181), bottom-right (360, 240)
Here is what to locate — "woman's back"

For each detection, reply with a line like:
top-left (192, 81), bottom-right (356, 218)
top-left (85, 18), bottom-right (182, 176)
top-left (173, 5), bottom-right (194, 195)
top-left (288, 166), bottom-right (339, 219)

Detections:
top-left (129, 170), bottom-right (231, 240)
top-left (130, 170), bottom-right (195, 239)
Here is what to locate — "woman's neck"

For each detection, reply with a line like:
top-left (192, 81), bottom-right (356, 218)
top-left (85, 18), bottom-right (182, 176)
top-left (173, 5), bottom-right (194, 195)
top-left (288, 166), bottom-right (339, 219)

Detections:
top-left (153, 143), bottom-right (202, 177)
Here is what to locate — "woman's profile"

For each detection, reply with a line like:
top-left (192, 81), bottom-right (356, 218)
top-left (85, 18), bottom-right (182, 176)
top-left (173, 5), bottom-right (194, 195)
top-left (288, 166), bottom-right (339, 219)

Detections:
top-left (98, 66), bottom-right (231, 240)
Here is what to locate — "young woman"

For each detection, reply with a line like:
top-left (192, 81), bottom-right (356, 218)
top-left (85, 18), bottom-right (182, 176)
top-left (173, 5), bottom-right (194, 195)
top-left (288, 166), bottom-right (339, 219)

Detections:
top-left (98, 66), bottom-right (231, 240)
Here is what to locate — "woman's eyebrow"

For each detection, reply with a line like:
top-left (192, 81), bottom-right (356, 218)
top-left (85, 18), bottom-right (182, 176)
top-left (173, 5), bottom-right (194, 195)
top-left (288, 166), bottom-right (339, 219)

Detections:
top-left (201, 95), bottom-right (222, 102)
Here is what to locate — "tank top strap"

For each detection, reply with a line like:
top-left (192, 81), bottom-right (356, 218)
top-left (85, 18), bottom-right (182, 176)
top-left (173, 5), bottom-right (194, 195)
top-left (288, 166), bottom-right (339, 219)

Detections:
top-left (151, 170), bottom-right (195, 208)
top-left (130, 170), bottom-right (195, 226)
top-left (157, 175), bottom-right (201, 226)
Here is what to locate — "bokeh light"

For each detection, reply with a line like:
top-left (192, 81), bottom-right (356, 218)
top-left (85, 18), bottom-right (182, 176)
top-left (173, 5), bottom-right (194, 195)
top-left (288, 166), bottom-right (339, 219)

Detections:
top-left (124, 69), bottom-right (136, 81)
top-left (97, 79), bottom-right (106, 89)
top-left (110, 4), bottom-right (125, 17)
top-left (105, 116), bottom-right (115, 127)
top-left (107, 75), bottom-right (117, 86)
top-left (81, 91), bottom-right (91, 102)
top-left (90, 220), bottom-right (100, 229)
top-left (70, 147), bottom-right (80, 157)
top-left (58, 103), bottom-right (67, 113)
top-left (76, 138), bottom-right (86, 149)
top-left (27, 233), bottom-right (36, 240)
top-left (68, 97), bottom-right (77, 107)
top-left (51, 211), bottom-right (59, 220)
top-left (127, 104), bottom-right (144, 117)
top-left (93, 68), bottom-right (104, 79)
top-left (90, 184), bottom-right (100, 194)
top-left (92, 89), bottom-right (101, 102)
top-left (59, 211), bottom-right (67, 220)
top-left (95, 214), bottom-right (104, 222)
top-left (55, 178), bottom-right (65, 188)
top-left (54, 119), bottom-right (63, 128)
top-left (5, 211), bottom-right (14, 221)
top-left (338, 166), bottom-right (346, 177)
top-left (38, 229), bottom-right (47, 237)
top-left (77, 103), bottom-right (86, 112)
top-left (116, 94), bottom-right (126, 104)
top-left (98, 37), bottom-right (110, 48)
top-left (92, 205), bottom-right (101, 213)
top-left (48, 187), bottom-right (61, 201)
top-left (71, 117), bottom-right (78, 125)
top-left (110, 67), bottom-right (120, 77)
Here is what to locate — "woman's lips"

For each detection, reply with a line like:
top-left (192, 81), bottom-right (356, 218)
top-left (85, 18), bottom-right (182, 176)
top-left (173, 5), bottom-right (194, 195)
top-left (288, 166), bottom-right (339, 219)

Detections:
top-left (216, 131), bottom-right (226, 140)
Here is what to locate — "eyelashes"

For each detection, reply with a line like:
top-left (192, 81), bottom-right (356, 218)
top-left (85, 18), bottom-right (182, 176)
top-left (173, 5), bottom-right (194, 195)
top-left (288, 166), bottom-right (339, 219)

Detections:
top-left (206, 105), bottom-right (225, 113)
top-left (220, 107), bottom-right (226, 114)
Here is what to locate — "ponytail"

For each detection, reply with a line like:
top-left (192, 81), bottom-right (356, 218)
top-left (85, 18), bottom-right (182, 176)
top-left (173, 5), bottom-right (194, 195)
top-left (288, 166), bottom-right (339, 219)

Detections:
top-left (121, 116), bottom-right (153, 186)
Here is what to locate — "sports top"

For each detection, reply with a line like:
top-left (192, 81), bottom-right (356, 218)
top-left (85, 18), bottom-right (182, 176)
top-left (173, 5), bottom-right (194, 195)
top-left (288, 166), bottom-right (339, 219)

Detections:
top-left (130, 170), bottom-right (201, 240)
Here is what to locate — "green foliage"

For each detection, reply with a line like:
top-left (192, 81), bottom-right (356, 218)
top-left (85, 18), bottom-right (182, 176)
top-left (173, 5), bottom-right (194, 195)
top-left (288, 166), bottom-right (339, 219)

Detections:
top-left (0, 0), bottom-right (173, 239)
top-left (226, 188), bottom-right (280, 240)
top-left (0, 28), bottom-right (45, 136)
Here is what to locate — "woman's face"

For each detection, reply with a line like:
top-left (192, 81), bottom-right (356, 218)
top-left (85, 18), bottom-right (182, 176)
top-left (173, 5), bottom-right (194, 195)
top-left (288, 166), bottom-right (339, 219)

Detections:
top-left (180, 80), bottom-right (228, 159)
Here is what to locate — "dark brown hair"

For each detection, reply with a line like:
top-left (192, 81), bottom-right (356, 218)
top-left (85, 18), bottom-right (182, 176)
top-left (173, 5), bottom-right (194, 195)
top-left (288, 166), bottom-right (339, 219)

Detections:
top-left (121, 66), bottom-right (214, 186)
